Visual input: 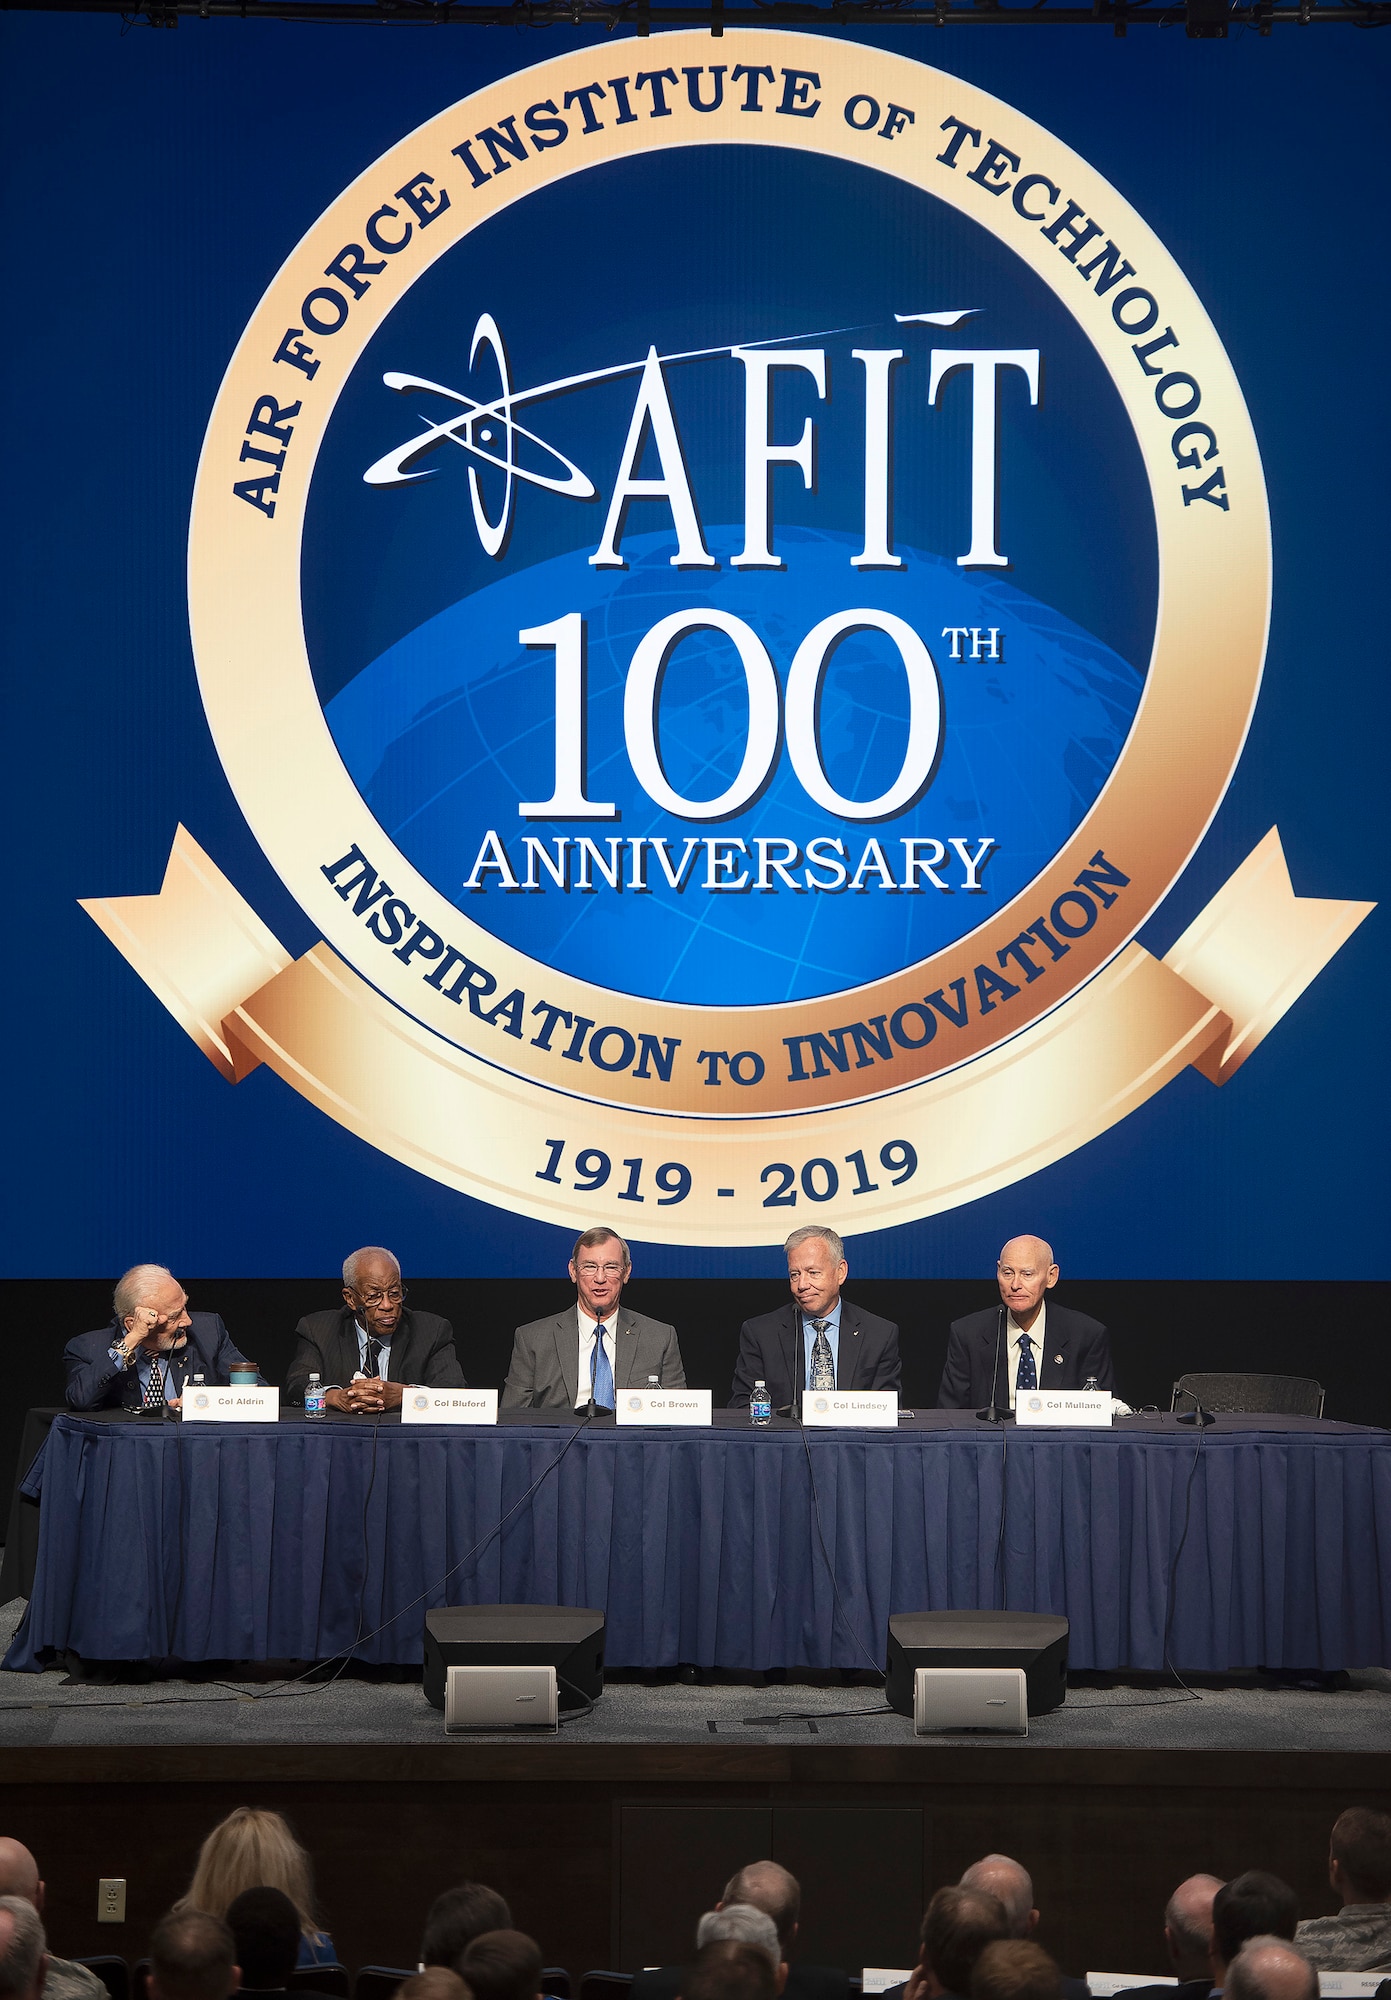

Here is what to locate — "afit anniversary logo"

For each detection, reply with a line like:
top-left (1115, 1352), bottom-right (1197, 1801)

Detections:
top-left (85, 33), bottom-right (1372, 1243)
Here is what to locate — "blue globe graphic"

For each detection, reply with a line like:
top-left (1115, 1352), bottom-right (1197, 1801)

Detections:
top-left (325, 526), bottom-right (1144, 1006)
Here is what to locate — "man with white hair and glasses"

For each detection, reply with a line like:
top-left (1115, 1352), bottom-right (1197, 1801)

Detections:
top-left (64, 1265), bottom-right (255, 1411)
top-left (286, 1246), bottom-right (465, 1412)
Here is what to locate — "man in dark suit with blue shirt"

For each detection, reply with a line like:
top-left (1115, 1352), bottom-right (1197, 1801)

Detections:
top-left (729, 1225), bottom-right (900, 1414)
top-left (64, 1264), bottom-right (254, 1411)
top-left (937, 1236), bottom-right (1116, 1412)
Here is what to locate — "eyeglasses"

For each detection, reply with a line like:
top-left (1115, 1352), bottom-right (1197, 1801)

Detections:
top-left (577, 1263), bottom-right (625, 1279)
top-left (358, 1285), bottom-right (407, 1306)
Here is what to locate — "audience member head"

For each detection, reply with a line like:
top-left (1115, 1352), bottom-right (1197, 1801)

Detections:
top-left (1165, 1876), bottom-right (1225, 1981)
top-left (396, 1975), bottom-right (472, 2000)
top-left (1212, 1875), bottom-right (1298, 1984)
top-left (720, 1864), bottom-right (801, 1954)
top-left (920, 1887), bottom-right (1012, 2000)
top-left (421, 1885), bottom-right (514, 1972)
top-left (226, 1889), bottom-right (299, 1992)
top-left (1328, 1809), bottom-right (1391, 1906)
top-left (696, 1906), bottom-right (784, 1977)
top-left (970, 1942), bottom-right (1061, 2000)
top-left (0, 1896), bottom-right (46, 2000)
top-left (679, 1941), bottom-right (779, 2000)
top-left (457, 1932), bottom-right (541, 2000)
top-left (959, 1859), bottom-right (1037, 1942)
top-left (1225, 1940), bottom-right (1317, 2000)
top-left (0, 1850), bottom-right (42, 1914)
top-left (150, 1910), bottom-right (240, 2000)
top-left (180, 1810), bottom-right (321, 1941)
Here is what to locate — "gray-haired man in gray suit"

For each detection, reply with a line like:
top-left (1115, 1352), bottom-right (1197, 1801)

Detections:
top-left (502, 1226), bottom-right (686, 1410)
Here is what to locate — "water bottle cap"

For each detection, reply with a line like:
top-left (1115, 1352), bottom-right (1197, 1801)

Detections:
top-left (755, 1380), bottom-right (765, 1389)
top-left (309, 1372), bottom-right (321, 1382)
top-left (647, 1374), bottom-right (659, 1385)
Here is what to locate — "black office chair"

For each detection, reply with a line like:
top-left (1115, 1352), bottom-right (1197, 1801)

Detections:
top-left (579, 1975), bottom-right (634, 2000)
top-left (74, 1959), bottom-right (130, 2000)
top-left (132, 1958), bottom-right (152, 2000)
top-left (292, 1968), bottom-right (350, 1999)
top-left (354, 1968), bottom-right (414, 2000)
top-left (1171, 1371), bottom-right (1325, 1418)
top-left (542, 1972), bottom-right (572, 1999)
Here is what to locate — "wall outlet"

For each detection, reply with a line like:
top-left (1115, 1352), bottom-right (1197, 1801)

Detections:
top-left (97, 1879), bottom-right (126, 1924)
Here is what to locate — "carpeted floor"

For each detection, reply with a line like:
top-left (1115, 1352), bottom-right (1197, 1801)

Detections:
top-left (2, 1601), bottom-right (1389, 1749)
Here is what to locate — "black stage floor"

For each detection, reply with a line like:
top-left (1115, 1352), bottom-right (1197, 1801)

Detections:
top-left (2, 1601), bottom-right (1388, 1751)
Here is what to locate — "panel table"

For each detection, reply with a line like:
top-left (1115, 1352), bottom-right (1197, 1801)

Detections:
top-left (5, 1409), bottom-right (1388, 1672)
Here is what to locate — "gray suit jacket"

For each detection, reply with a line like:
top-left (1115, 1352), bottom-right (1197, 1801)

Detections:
top-left (502, 1303), bottom-right (686, 1409)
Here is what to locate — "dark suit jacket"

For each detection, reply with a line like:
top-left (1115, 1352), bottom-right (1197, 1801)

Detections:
top-left (285, 1305), bottom-right (466, 1403)
top-left (936, 1302), bottom-right (1116, 1409)
top-left (63, 1313), bottom-right (254, 1411)
top-left (729, 1299), bottom-right (901, 1412)
top-left (502, 1303), bottom-right (685, 1409)
top-left (633, 1967), bottom-right (848, 2000)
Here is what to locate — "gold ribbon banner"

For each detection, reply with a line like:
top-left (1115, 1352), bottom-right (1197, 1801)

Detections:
top-left (81, 828), bottom-right (1372, 1245)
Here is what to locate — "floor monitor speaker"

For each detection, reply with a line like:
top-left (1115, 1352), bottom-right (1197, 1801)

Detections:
top-left (423, 1603), bottom-right (605, 1711)
top-left (886, 1610), bottom-right (1068, 1718)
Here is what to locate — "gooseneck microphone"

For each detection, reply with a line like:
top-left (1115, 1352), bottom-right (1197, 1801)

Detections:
top-left (976, 1305), bottom-right (1007, 1424)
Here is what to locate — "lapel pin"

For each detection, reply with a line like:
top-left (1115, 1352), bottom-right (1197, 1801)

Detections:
top-left (1054, 1355), bottom-right (1063, 1365)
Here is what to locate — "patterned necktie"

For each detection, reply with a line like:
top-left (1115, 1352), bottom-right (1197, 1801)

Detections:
top-left (591, 1323), bottom-right (614, 1408)
top-left (1016, 1331), bottom-right (1037, 1393)
top-left (142, 1356), bottom-right (166, 1409)
top-left (810, 1319), bottom-right (835, 1391)
top-left (362, 1334), bottom-right (381, 1379)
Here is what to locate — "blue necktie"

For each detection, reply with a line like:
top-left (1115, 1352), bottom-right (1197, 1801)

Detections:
top-left (1016, 1331), bottom-right (1037, 1393)
top-left (591, 1324), bottom-right (614, 1408)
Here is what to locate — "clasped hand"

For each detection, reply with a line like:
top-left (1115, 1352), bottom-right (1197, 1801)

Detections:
top-left (324, 1377), bottom-right (404, 1413)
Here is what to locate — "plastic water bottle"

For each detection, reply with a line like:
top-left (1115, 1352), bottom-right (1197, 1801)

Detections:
top-left (750, 1379), bottom-right (772, 1427)
top-left (647, 1373), bottom-right (660, 1391)
top-left (304, 1372), bottom-right (327, 1420)
top-left (191, 1373), bottom-right (205, 1389)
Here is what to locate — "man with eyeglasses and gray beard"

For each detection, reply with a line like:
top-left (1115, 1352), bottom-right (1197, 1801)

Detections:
top-left (502, 1226), bottom-right (685, 1410)
top-left (286, 1246), bottom-right (466, 1411)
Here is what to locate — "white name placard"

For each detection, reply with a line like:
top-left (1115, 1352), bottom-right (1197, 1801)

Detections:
top-left (1015, 1390), bottom-right (1113, 1427)
top-left (400, 1387), bottom-right (499, 1425)
top-left (182, 1386), bottom-right (279, 1423)
top-left (801, 1391), bottom-right (899, 1428)
top-left (615, 1389), bottom-right (713, 1426)
top-left (1317, 1977), bottom-right (1389, 1996)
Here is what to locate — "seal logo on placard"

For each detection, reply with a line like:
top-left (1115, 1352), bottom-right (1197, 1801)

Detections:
top-left (84, 33), bottom-right (1371, 1242)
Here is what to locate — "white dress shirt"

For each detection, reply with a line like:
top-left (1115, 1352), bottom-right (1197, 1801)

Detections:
top-left (1006, 1300), bottom-right (1047, 1410)
top-left (574, 1308), bottom-right (616, 1409)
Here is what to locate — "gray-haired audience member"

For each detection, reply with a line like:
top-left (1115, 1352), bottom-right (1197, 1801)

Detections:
top-left (695, 1909), bottom-right (784, 1977)
top-left (0, 1898), bottom-right (46, 2000)
top-left (679, 1943), bottom-right (778, 2000)
top-left (1294, 1808), bottom-right (1391, 1970)
top-left (420, 1885), bottom-right (514, 1973)
top-left (970, 1942), bottom-right (1062, 2000)
top-left (1109, 1873), bottom-right (1227, 2000)
top-left (149, 1911), bottom-right (241, 2000)
top-left (1211, 1876), bottom-right (1299, 1994)
top-left (457, 1932), bottom-right (542, 2000)
top-left (1225, 1940), bottom-right (1318, 2000)
top-left (955, 1863), bottom-right (1086, 2000)
top-left (0, 1844), bottom-right (101, 2000)
top-left (631, 1862), bottom-right (846, 2000)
